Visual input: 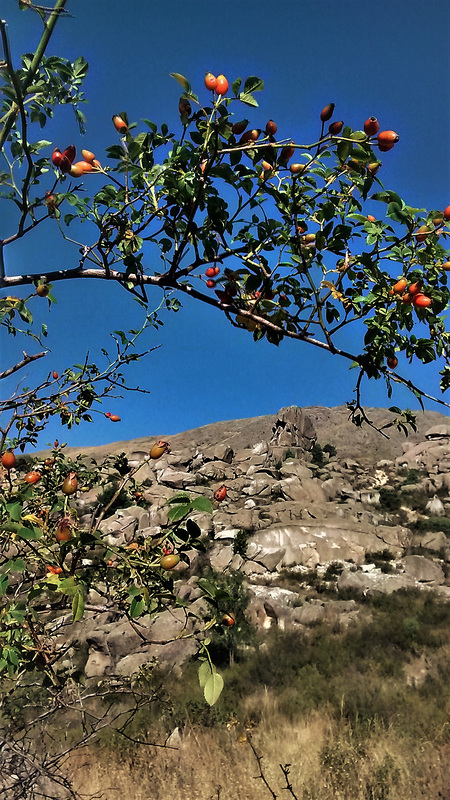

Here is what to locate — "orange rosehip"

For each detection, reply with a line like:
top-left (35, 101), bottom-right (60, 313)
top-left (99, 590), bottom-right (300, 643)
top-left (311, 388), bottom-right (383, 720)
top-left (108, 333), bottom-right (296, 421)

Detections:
top-left (364, 117), bottom-right (379, 136)
top-left (204, 72), bottom-right (218, 91)
top-left (1, 450), bottom-right (15, 470)
top-left (150, 441), bottom-right (170, 460)
top-left (81, 149), bottom-right (95, 163)
top-left (112, 114), bottom-right (128, 133)
top-left (393, 278), bottom-right (407, 294)
top-left (24, 470), bottom-right (41, 484)
top-left (413, 294), bottom-right (432, 308)
top-left (215, 74), bottom-right (229, 95)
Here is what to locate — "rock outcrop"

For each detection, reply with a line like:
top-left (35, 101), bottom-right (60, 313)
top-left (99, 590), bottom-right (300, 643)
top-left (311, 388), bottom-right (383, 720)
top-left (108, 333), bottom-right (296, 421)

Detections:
top-left (38, 405), bottom-right (450, 677)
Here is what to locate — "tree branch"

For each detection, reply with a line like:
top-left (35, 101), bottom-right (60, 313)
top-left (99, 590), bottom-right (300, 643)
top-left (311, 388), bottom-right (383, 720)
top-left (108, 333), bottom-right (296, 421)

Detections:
top-left (0, 349), bottom-right (47, 380)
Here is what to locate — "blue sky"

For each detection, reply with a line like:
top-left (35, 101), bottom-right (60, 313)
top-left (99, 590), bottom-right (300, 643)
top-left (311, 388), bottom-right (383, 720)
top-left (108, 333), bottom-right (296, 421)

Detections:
top-left (1, 0), bottom-right (449, 448)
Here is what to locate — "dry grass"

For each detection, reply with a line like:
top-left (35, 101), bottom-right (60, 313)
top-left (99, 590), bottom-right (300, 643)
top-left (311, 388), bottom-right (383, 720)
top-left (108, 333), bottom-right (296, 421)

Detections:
top-left (68, 698), bottom-right (450, 800)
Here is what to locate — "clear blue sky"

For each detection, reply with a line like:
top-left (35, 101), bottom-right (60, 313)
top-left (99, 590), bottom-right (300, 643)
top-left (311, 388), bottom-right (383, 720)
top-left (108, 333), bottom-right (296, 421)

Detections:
top-left (1, 0), bottom-right (449, 448)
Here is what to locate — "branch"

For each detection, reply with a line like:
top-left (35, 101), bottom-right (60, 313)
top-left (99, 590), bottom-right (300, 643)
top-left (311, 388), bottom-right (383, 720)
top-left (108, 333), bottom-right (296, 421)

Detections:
top-left (0, 349), bottom-right (47, 380)
top-left (0, 0), bottom-right (69, 151)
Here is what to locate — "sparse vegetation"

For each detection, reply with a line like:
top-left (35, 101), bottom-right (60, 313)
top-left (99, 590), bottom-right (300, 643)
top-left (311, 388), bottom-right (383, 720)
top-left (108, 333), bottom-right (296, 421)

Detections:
top-left (24, 589), bottom-right (447, 800)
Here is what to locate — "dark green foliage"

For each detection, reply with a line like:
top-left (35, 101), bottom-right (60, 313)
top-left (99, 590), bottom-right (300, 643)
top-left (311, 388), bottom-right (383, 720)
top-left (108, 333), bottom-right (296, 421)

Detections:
top-left (96, 480), bottom-right (131, 514)
top-left (232, 529), bottom-right (249, 558)
top-left (378, 487), bottom-right (402, 512)
top-left (399, 468), bottom-right (421, 485)
top-left (311, 443), bottom-right (325, 467)
top-left (323, 443), bottom-right (337, 458)
top-left (409, 516), bottom-right (450, 535)
top-left (365, 549), bottom-right (395, 572)
top-left (323, 561), bottom-right (344, 580)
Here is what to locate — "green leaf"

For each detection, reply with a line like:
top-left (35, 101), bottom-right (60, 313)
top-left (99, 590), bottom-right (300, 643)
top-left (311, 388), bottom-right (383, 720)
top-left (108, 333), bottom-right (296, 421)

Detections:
top-left (238, 92), bottom-right (259, 108)
top-left (197, 578), bottom-right (219, 598)
top-left (6, 502), bottom-right (22, 522)
top-left (191, 496), bottom-right (213, 513)
top-left (72, 589), bottom-right (85, 622)
top-left (17, 526), bottom-right (43, 541)
top-left (130, 595), bottom-right (145, 618)
top-left (170, 73), bottom-right (191, 94)
top-left (167, 493), bottom-right (191, 505)
top-left (198, 660), bottom-right (211, 688)
top-left (243, 76), bottom-right (264, 93)
top-left (204, 670), bottom-right (224, 706)
top-left (231, 77), bottom-right (242, 96)
top-left (167, 504), bottom-right (190, 522)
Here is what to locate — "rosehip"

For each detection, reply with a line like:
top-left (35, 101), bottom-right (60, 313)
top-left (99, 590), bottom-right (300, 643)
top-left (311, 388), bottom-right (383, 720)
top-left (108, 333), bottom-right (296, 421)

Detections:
top-left (112, 114), bottom-right (128, 133)
top-left (364, 117), bottom-right (379, 136)
top-left (160, 553), bottom-right (180, 570)
top-left (178, 98), bottom-right (191, 117)
top-left (24, 470), bottom-right (41, 484)
top-left (204, 72), bottom-right (218, 91)
top-left (81, 149), bottom-right (95, 163)
top-left (386, 356), bottom-right (398, 369)
top-left (239, 129), bottom-right (260, 145)
top-left (51, 148), bottom-right (62, 167)
top-left (393, 278), bottom-right (407, 294)
top-left (62, 473), bottom-right (78, 495)
top-left (367, 162), bottom-right (381, 175)
top-left (222, 612), bottom-right (236, 627)
top-left (413, 294), bottom-right (432, 308)
top-left (1, 450), bottom-right (15, 470)
top-left (320, 103), bottom-right (335, 122)
top-left (55, 519), bottom-right (73, 543)
top-left (265, 119), bottom-right (277, 136)
top-left (416, 226), bottom-right (431, 243)
top-left (290, 163), bottom-right (306, 175)
top-left (408, 281), bottom-right (422, 296)
top-left (377, 131), bottom-right (399, 148)
top-left (150, 441), bottom-right (170, 460)
top-left (328, 120), bottom-right (343, 135)
top-left (231, 119), bottom-right (249, 135)
top-left (280, 144), bottom-right (295, 162)
top-left (215, 74), bottom-right (229, 95)
top-left (62, 145), bottom-right (76, 163)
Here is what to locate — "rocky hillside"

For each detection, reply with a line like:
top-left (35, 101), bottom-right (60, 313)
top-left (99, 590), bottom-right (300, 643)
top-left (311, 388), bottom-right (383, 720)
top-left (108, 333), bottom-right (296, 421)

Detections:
top-left (46, 405), bottom-right (450, 682)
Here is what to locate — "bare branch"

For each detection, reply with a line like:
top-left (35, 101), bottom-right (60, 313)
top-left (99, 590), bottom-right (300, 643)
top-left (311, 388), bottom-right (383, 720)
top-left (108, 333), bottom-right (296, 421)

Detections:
top-left (0, 349), bottom-right (47, 380)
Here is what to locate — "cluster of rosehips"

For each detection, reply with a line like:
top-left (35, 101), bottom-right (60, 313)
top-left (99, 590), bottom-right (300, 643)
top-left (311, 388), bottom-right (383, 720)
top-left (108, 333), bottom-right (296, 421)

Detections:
top-left (205, 265), bottom-right (220, 288)
top-left (52, 145), bottom-right (100, 177)
top-left (391, 278), bottom-right (432, 308)
top-left (321, 106), bottom-right (398, 152)
top-left (105, 411), bottom-right (121, 422)
top-left (204, 72), bottom-right (229, 95)
top-left (1, 450), bottom-right (80, 496)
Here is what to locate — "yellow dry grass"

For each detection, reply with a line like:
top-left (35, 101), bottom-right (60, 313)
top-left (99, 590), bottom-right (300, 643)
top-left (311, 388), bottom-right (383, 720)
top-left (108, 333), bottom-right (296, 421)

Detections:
top-left (68, 693), bottom-right (449, 800)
